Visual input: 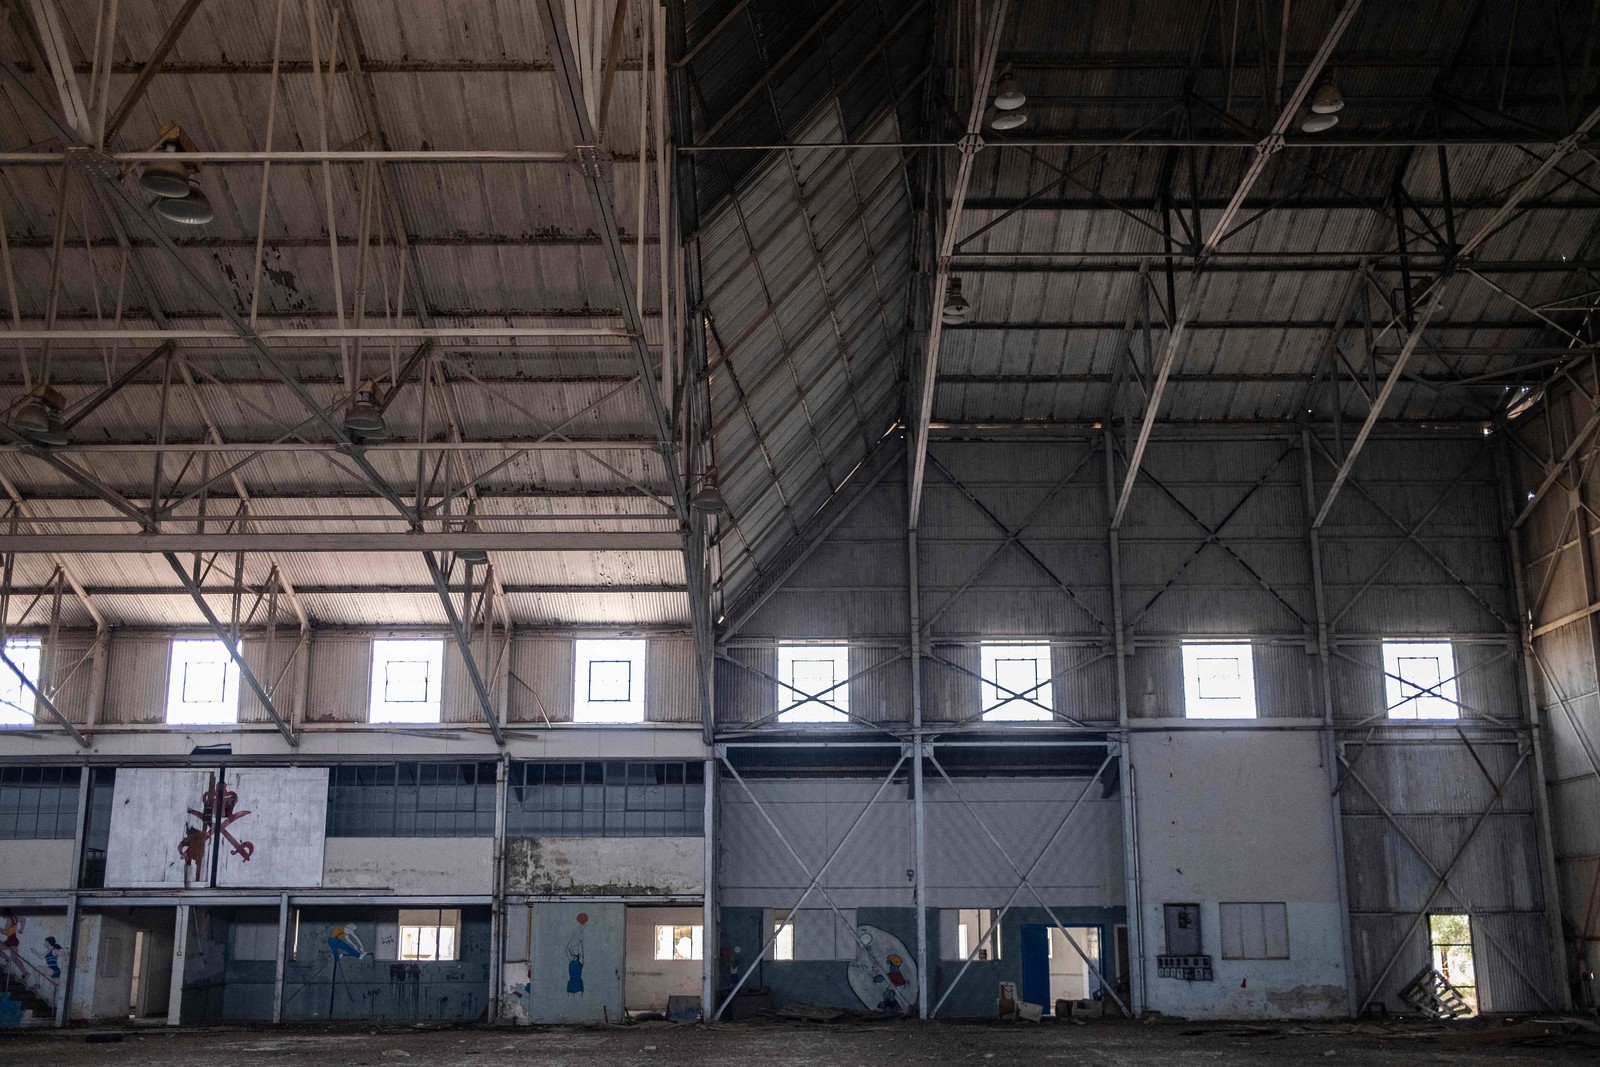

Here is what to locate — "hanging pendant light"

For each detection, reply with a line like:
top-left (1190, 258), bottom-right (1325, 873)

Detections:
top-left (691, 466), bottom-right (728, 515)
top-left (10, 384), bottom-right (68, 446)
top-left (1299, 110), bottom-right (1339, 133)
top-left (993, 73), bottom-right (1026, 111)
top-left (457, 519), bottom-right (490, 564)
top-left (989, 107), bottom-right (1028, 131)
top-left (1310, 78), bottom-right (1345, 115)
top-left (342, 379), bottom-right (387, 437)
top-left (153, 177), bottom-right (214, 225)
top-left (142, 124), bottom-right (212, 225)
top-left (941, 277), bottom-right (971, 326)
top-left (139, 143), bottom-right (191, 198)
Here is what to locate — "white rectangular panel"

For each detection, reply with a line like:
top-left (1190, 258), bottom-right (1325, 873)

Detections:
top-left (214, 767), bottom-right (328, 887)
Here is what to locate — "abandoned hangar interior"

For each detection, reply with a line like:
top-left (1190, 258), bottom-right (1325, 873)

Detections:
top-left (0, 0), bottom-right (1597, 1032)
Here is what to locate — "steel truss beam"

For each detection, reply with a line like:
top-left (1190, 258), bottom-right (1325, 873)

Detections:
top-left (1313, 102), bottom-right (1600, 528)
top-left (162, 552), bottom-right (296, 746)
top-left (0, 531), bottom-right (681, 553)
top-left (905, 0), bottom-right (1015, 527)
top-left (1109, 0), bottom-right (1364, 529)
top-left (532, 0), bottom-right (710, 737)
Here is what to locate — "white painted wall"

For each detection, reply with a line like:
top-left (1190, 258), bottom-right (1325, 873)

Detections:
top-left (504, 836), bottom-right (704, 896)
top-left (1132, 728), bottom-right (1347, 1018)
top-left (105, 770), bottom-right (215, 888)
top-left (0, 841), bottom-right (73, 890)
top-left (215, 768), bottom-right (328, 888)
top-left (624, 905), bottom-right (701, 1010)
top-left (321, 836), bottom-right (494, 893)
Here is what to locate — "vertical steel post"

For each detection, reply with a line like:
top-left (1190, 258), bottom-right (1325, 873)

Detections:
top-left (55, 764), bottom-right (91, 1027)
top-left (488, 755), bottom-right (508, 1022)
top-left (1105, 429), bottom-right (1143, 1014)
top-left (167, 903), bottom-right (189, 1026)
top-left (272, 893), bottom-right (289, 1024)
top-left (1497, 435), bottom-right (1574, 1008)
top-left (907, 443), bottom-right (928, 1017)
top-left (701, 755), bottom-right (716, 1019)
top-left (1300, 428), bottom-right (1360, 1016)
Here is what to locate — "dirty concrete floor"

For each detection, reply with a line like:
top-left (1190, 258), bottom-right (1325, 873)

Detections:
top-left (2, 1019), bottom-right (1598, 1066)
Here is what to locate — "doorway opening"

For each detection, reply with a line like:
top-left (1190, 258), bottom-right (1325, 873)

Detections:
top-left (1019, 925), bottom-right (1102, 1014)
top-left (1428, 913), bottom-right (1477, 1014)
top-left (624, 905), bottom-right (702, 1014)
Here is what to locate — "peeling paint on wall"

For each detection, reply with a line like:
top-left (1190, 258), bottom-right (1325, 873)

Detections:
top-left (503, 837), bottom-right (704, 895)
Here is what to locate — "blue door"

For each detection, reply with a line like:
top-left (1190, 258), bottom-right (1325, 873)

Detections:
top-left (1019, 924), bottom-right (1051, 1010)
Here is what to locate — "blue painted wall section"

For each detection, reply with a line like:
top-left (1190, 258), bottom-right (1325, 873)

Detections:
top-left (210, 907), bottom-right (493, 1022)
top-left (719, 905), bottom-right (1124, 1017)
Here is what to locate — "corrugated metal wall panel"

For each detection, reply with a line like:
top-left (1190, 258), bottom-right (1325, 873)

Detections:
top-left (647, 636), bottom-right (700, 723)
top-left (303, 634), bottom-right (371, 723)
top-left (1474, 912), bottom-right (1560, 1013)
top-left (853, 645), bottom-right (911, 724)
top-left (238, 633), bottom-right (303, 724)
top-left (921, 643), bottom-right (979, 723)
top-left (43, 633), bottom-right (95, 724)
top-left (717, 646), bottom-right (776, 724)
top-left (507, 637), bottom-right (573, 723)
top-left (102, 634), bottom-right (170, 724)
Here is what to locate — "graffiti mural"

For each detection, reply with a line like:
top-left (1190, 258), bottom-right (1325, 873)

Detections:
top-left (179, 774), bottom-right (255, 888)
top-left (845, 925), bottom-right (918, 1014)
top-left (107, 768), bottom-right (328, 889)
top-left (565, 912), bottom-right (587, 995)
top-left (0, 912), bottom-right (69, 1027)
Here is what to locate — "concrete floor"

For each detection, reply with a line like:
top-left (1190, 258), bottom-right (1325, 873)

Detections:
top-left (3, 1019), bottom-right (1599, 1067)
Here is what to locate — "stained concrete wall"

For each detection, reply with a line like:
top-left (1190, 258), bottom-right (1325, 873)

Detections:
top-left (624, 905), bottom-right (702, 1010)
top-left (0, 841), bottom-right (74, 890)
top-left (1132, 729), bottom-right (1347, 1018)
top-left (504, 837), bottom-right (704, 896)
top-left (322, 837), bottom-right (494, 894)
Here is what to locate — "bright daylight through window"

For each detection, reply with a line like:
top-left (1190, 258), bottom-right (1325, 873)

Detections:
top-left (1383, 641), bottom-right (1459, 720)
top-left (778, 643), bottom-right (849, 722)
top-left (574, 639), bottom-right (647, 722)
top-left (980, 642), bottom-right (1053, 721)
top-left (0, 637), bottom-right (40, 727)
top-left (166, 639), bottom-right (241, 725)
top-left (369, 638), bottom-right (445, 723)
top-left (1181, 642), bottom-right (1257, 719)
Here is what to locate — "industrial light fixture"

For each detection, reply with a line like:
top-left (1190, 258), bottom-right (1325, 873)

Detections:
top-left (457, 519), bottom-right (490, 565)
top-left (941, 277), bottom-right (971, 326)
top-left (141, 124), bottom-right (213, 225)
top-left (342, 379), bottom-right (387, 437)
top-left (993, 73), bottom-right (1026, 111)
top-left (1310, 78), bottom-right (1345, 115)
top-left (691, 466), bottom-right (728, 515)
top-left (10, 384), bottom-right (68, 446)
top-left (988, 106), bottom-right (1028, 131)
top-left (1299, 109), bottom-right (1339, 134)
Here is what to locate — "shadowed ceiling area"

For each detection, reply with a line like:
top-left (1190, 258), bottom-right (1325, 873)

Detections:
top-left (0, 0), bottom-right (1595, 634)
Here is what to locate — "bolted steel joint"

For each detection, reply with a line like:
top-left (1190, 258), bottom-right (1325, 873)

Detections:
top-left (566, 143), bottom-right (612, 177)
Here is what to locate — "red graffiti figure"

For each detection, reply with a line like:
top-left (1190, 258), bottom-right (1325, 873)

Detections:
top-left (177, 773), bottom-right (255, 886)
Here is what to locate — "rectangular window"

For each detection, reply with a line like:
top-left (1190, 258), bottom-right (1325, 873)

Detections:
top-left (653, 923), bottom-right (703, 961)
top-left (778, 643), bottom-right (850, 722)
top-left (399, 908), bottom-right (460, 961)
top-left (0, 637), bottom-right (41, 726)
top-left (574, 639), bottom-right (647, 722)
top-left (1383, 641), bottom-right (1458, 720)
top-left (326, 762), bottom-right (497, 837)
top-left (772, 908), bottom-right (795, 961)
top-left (980, 642), bottom-right (1053, 721)
top-left (369, 639), bottom-right (445, 723)
top-left (1181, 642), bottom-right (1257, 718)
top-left (232, 920), bottom-right (281, 962)
top-left (1219, 902), bottom-right (1290, 960)
top-left (504, 761), bottom-right (705, 837)
top-left (166, 639), bottom-right (241, 725)
top-left (946, 908), bottom-right (1002, 961)
top-left (0, 766), bottom-right (81, 839)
